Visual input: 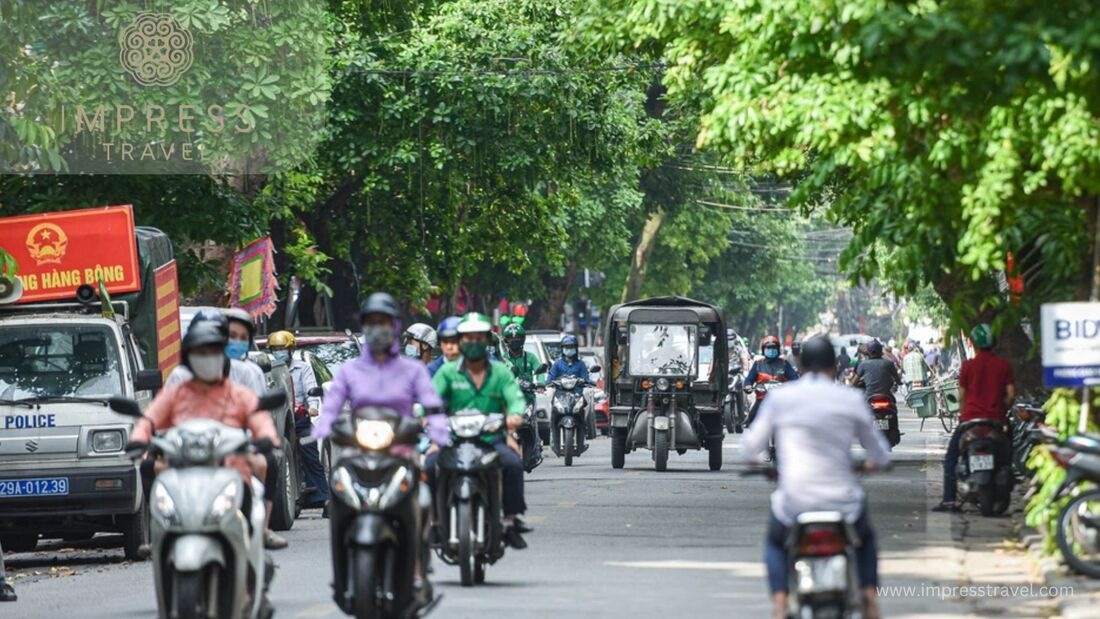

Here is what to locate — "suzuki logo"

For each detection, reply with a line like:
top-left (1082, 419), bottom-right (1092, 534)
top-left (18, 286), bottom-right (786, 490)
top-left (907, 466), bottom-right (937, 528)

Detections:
top-left (25, 439), bottom-right (39, 453)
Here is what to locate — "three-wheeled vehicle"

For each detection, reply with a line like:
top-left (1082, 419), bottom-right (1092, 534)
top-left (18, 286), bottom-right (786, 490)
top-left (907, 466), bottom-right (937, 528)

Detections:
top-left (604, 297), bottom-right (728, 472)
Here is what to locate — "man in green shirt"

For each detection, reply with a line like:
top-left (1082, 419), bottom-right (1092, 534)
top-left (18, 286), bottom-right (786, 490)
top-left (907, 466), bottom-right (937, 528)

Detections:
top-left (430, 313), bottom-right (529, 549)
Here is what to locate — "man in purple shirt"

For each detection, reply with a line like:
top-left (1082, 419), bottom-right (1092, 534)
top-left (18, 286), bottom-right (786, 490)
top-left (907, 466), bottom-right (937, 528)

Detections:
top-left (311, 292), bottom-right (446, 444)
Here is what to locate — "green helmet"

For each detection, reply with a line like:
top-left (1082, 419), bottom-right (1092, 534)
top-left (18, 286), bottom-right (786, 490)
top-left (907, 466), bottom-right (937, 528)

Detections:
top-left (970, 323), bottom-right (995, 349)
top-left (502, 323), bottom-right (526, 353)
top-left (457, 312), bottom-right (493, 335)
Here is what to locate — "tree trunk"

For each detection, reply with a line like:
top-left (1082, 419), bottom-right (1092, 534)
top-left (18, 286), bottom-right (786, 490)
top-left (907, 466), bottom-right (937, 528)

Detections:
top-left (621, 209), bottom-right (664, 303)
top-left (528, 262), bottom-right (578, 330)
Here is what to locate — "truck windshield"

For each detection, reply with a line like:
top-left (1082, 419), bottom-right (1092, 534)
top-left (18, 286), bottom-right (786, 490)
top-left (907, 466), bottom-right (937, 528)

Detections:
top-left (628, 324), bottom-right (697, 377)
top-left (0, 324), bottom-right (124, 399)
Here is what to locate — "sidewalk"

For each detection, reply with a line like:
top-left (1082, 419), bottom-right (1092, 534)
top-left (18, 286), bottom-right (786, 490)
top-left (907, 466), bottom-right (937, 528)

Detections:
top-left (1023, 530), bottom-right (1100, 617)
top-left (876, 412), bottom-right (1061, 617)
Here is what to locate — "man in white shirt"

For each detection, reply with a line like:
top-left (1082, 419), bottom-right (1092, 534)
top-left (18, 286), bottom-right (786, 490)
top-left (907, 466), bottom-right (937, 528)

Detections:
top-left (742, 335), bottom-right (891, 619)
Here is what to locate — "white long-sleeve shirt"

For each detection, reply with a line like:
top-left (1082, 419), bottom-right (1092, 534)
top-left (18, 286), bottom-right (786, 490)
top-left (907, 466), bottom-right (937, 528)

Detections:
top-left (741, 373), bottom-right (891, 525)
top-left (165, 358), bottom-right (267, 396)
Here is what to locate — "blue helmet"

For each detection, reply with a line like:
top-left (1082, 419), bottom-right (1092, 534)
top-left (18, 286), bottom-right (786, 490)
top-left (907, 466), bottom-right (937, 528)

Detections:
top-left (561, 334), bottom-right (578, 347)
top-left (437, 316), bottom-right (461, 340)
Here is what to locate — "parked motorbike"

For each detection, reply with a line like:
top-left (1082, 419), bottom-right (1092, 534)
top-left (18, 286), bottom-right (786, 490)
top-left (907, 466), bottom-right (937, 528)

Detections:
top-left (1010, 400), bottom-right (1045, 479)
top-left (1031, 427), bottom-right (1100, 578)
top-left (513, 363), bottom-right (549, 473)
top-left (954, 419), bottom-right (1013, 516)
top-left (433, 409), bottom-right (507, 587)
top-left (724, 365), bottom-right (746, 434)
top-left (743, 465), bottom-right (870, 618)
top-left (867, 393), bottom-right (900, 448)
top-left (550, 372), bottom-right (599, 466)
top-left (109, 391), bottom-right (287, 619)
top-left (323, 406), bottom-right (438, 619)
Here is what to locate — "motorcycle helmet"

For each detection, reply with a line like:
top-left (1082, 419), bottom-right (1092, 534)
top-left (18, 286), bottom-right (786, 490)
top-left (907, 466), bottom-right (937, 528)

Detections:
top-left (191, 308), bottom-right (229, 337)
top-left (561, 334), bottom-right (579, 360)
top-left (404, 323), bottom-right (438, 349)
top-left (223, 307), bottom-right (255, 339)
top-left (799, 336), bottom-right (836, 373)
top-left (359, 292), bottom-right (399, 323)
top-left (970, 323), bottom-right (995, 350)
top-left (760, 335), bottom-right (781, 359)
top-left (457, 312), bottom-right (493, 335)
top-left (502, 323), bottom-right (527, 354)
top-left (437, 316), bottom-right (461, 341)
top-left (867, 339), bottom-right (884, 358)
top-left (181, 321), bottom-right (230, 379)
top-left (267, 330), bottom-right (296, 349)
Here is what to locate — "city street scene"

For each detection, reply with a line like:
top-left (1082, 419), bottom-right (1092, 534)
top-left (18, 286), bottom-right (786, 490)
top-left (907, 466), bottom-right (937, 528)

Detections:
top-left (2, 2), bottom-right (1100, 618)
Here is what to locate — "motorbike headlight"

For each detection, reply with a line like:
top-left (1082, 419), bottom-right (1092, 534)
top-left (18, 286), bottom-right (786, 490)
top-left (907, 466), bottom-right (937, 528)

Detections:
top-left (573, 398), bottom-right (585, 412)
top-left (205, 481), bottom-right (239, 525)
top-left (181, 432), bottom-right (215, 464)
top-left (356, 420), bottom-right (395, 451)
top-left (656, 377), bottom-right (671, 392)
top-left (152, 483), bottom-right (179, 524)
top-left (331, 466), bottom-right (361, 510)
top-left (378, 466), bottom-right (411, 510)
top-left (450, 415), bottom-right (486, 438)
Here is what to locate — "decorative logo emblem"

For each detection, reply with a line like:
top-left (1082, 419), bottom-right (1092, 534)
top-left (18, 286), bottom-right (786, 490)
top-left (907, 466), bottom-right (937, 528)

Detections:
top-left (25, 439), bottom-right (39, 453)
top-left (118, 12), bottom-right (194, 87)
top-left (25, 223), bottom-right (68, 266)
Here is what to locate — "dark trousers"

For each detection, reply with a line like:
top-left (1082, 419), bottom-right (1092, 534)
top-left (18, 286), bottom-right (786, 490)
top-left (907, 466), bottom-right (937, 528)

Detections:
top-left (765, 508), bottom-right (878, 593)
top-left (295, 416), bottom-right (329, 504)
top-left (942, 426), bottom-right (963, 503)
top-left (426, 440), bottom-right (526, 516)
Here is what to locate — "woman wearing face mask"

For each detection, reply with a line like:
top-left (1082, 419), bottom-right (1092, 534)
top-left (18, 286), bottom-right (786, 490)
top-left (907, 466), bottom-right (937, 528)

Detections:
top-left (744, 335), bottom-right (800, 427)
top-left (165, 310), bottom-right (266, 396)
top-left (402, 323), bottom-right (438, 364)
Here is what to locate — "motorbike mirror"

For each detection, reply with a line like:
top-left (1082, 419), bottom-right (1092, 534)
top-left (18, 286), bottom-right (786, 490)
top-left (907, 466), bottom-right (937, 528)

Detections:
top-left (394, 417), bottom-right (421, 445)
top-left (588, 365), bottom-right (602, 374)
top-left (249, 351), bottom-right (273, 372)
top-left (616, 327), bottom-right (628, 346)
top-left (535, 362), bottom-right (549, 374)
top-left (108, 397), bottom-right (143, 418)
top-left (255, 390), bottom-right (287, 412)
top-left (134, 369), bottom-right (163, 392)
top-left (307, 386), bottom-right (323, 398)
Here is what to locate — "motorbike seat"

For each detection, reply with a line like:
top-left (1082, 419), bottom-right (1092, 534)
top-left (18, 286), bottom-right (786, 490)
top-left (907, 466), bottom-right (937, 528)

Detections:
top-left (1066, 434), bottom-right (1100, 457)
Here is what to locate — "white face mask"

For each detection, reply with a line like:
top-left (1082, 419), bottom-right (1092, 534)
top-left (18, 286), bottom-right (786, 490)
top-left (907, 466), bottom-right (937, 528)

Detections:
top-left (190, 354), bottom-right (224, 383)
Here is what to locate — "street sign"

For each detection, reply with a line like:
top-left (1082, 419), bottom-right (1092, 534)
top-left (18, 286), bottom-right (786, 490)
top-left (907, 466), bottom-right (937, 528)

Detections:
top-left (1041, 302), bottom-right (1100, 387)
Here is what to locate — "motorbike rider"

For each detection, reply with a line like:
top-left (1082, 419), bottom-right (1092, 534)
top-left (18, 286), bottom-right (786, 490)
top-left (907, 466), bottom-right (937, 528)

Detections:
top-left (744, 335), bottom-right (799, 426)
top-left (545, 334), bottom-right (595, 447)
top-left (310, 292), bottom-right (446, 596)
top-left (742, 336), bottom-right (891, 619)
top-left (836, 346), bottom-right (851, 379)
top-left (429, 312), bottom-right (530, 550)
top-left (427, 316), bottom-right (461, 377)
top-left (128, 320), bottom-right (284, 548)
top-left (902, 342), bottom-right (931, 388)
top-left (501, 323), bottom-right (544, 473)
top-left (266, 330), bottom-right (328, 510)
top-left (933, 324), bottom-right (1016, 512)
top-left (850, 340), bottom-right (901, 401)
top-left (788, 341), bottom-right (802, 372)
top-left (404, 323), bottom-right (438, 364)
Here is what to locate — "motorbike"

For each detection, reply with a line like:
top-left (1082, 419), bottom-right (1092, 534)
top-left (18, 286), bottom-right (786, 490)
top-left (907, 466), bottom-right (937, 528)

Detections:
top-left (108, 391), bottom-right (287, 619)
top-left (1010, 400), bottom-right (1045, 480)
top-left (512, 363), bottom-right (549, 473)
top-left (1032, 427), bottom-right (1100, 578)
top-left (724, 363), bottom-right (746, 434)
top-left (867, 393), bottom-right (900, 448)
top-left (748, 381), bottom-right (784, 461)
top-left (550, 372), bottom-right (598, 466)
top-left (323, 406), bottom-right (438, 619)
top-left (954, 419), bottom-right (1013, 516)
top-left (743, 465), bottom-right (868, 618)
top-left (433, 409), bottom-right (507, 587)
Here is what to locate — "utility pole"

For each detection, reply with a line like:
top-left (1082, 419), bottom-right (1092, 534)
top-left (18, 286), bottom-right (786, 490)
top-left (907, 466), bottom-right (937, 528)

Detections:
top-left (777, 304), bottom-right (784, 340)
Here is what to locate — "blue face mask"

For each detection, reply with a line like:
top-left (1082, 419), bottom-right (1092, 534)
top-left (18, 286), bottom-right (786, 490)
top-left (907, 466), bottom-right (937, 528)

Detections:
top-left (272, 350), bottom-right (290, 364)
top-left (404, 344), bottom-right (420, 358)
top-left (225, 340), bottom-right (250, 361)
top-left (764, 348), bottom-right (780, 360)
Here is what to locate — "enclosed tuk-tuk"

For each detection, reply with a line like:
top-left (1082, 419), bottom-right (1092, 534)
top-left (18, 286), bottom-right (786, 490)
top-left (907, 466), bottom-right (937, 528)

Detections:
top-left (603, 297), bottom-right (728, 471)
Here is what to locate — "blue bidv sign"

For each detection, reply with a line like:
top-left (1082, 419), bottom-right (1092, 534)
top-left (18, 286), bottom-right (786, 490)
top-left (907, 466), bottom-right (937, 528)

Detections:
top-left (1041, 302), bottom-right (1100, 387)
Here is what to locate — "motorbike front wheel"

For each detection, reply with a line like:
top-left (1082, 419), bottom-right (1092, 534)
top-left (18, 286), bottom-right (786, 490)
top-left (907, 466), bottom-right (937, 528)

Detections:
top-left (351, 549), bottom-right (382, 619)
top-left (1056, 489), bottom-right (1100, 578)
top-left (173, 570), bottom-right (212, 619)
top-left (654, 430), bottom-right (669, 472)
top-left (457, 500), bottom-right (476, 587)
top-left (563, 427), bottom-right (574, 467)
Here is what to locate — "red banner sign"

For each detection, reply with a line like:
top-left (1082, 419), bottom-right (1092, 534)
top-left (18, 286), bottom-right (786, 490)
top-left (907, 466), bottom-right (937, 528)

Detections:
top-left (0, 205), bottom-right (140, 304)
top-left (154, 260), bottom-right (182, 380)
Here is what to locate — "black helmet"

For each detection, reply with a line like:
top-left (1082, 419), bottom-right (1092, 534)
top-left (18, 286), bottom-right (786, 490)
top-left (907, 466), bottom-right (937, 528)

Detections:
top-left (183, 320), bottom-right (228, 353)
top-left (867, 339), bottom-right (884, 358)
top-left (192, 309), bottom-right (229, 336)
top-left (360, 292), bottom-right (398, 322)
top-left (224, 307), bottom-right (255, 339)
top-left (799, 335), bottom-right (836, 373)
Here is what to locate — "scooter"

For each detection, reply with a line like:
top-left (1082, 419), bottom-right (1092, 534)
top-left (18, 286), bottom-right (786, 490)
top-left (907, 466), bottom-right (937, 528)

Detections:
top-left (1032, 426), bottom-right (1100, 578)
top-left (954, 419), bottom-right (1013, 516)
top-left (109, 391), bottom-right (286, 619)
top-left (433, 409), bottom-right (507, 587)
top-left (743, 465), bottom-right (870, 618)
top-left (323, 406), bottom-right (439, 619)
top-left (867, 393), bottom-right (900, 448)
top-left (512, 363), bottom-right (549, 473)
top-left (549, 374), bottom-right (597, 466)
top-left (747, 380), bottom-right (784, 461)
top-left (1010, 400), bottom-right (1045, 479)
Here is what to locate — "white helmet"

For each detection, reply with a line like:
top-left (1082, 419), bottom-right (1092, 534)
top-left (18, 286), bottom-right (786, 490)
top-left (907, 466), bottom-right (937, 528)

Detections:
top-left (403, 322), bottom-right (438, 349)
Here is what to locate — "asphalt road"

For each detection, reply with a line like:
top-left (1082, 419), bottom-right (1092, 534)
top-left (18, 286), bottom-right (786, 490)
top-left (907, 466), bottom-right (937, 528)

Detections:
top-left (6, 412), bottom-right (979, 618)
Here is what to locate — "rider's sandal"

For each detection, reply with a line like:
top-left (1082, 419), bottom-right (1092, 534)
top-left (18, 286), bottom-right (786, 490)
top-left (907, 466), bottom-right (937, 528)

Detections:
top-left (931, 501), bottom-right (961, 513)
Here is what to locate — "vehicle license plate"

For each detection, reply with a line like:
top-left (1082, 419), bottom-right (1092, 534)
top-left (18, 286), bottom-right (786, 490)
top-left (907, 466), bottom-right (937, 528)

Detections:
top-left (0, 477), bottom-right (70, 498)
top-left (876, 418), bottom-right (890, 430)
top-left (970, 455), bottom-right (994, 471)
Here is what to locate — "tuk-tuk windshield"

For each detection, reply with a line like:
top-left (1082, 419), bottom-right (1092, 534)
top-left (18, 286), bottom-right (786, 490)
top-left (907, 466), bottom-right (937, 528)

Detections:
top-left (628, 324), bottom-right (697, 377)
